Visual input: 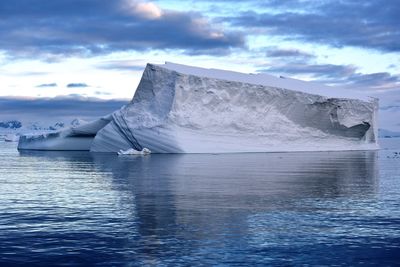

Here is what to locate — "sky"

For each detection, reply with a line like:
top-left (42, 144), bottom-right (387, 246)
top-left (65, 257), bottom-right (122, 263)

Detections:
top-left (0, 0), bottom-right (399, 130)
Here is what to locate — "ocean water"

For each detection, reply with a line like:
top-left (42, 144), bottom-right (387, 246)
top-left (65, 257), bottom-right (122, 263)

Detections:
top-left (0, 140), bottom-right (400, 266)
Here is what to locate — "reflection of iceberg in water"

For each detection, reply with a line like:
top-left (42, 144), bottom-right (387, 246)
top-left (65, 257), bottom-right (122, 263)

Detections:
top-left (18, 149), bottom-right (379, 211)
top-left (17, 150), bottom-right (379, 264)
top-left (18, 62), bottom-right (379, 153)
top-left (90, 150), bottom-right (380, 262)
top-left (19, 149), bottom-right (379, 213)
top-left (110, 151), bottom-right (379, 265)
top-left (102, 151), bottom-right (379, 215)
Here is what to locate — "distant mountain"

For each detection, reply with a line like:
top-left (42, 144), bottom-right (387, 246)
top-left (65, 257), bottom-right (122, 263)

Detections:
top-left (0, 119), bottom-right (86, 134)
top-left (0, 120), bottom-right (22, 129)
top-left (378, 129), bottom-right (400, 138)
top-left (48, 122), bottom-right (65, 131)
top-left (0, 118), bottom-right (88, 142)
top-left (24, 121), bottom-right (64, 131)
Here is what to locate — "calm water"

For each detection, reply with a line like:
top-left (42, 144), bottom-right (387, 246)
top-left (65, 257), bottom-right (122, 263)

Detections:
top-left (1, 140), bottom-right (400, 266)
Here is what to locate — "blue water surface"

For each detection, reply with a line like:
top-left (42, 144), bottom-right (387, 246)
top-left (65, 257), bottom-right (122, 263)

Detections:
top-left (0, 139), bottom-right (400, 266)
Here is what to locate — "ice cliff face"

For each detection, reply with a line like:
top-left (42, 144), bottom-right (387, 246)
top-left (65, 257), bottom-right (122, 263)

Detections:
top-left (90, 63), bottom-right (378, 153)
top-left (18, 62), bottom-right (379, 152)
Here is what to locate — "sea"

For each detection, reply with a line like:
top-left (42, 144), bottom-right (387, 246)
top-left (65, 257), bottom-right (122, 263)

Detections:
top-left (0, 139), bottom-right (400, 266)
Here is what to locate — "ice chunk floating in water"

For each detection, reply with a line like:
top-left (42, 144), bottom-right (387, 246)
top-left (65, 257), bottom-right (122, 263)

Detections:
top-left (118, 148), bottom-right (151, 155)
top-left (18, 62), bottom-right (379, 153)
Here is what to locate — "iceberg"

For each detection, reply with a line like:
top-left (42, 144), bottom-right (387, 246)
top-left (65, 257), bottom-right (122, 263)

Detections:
top-left (18, 115), bottom-right (111, 151)
top-left (18, 62), bottom-right (379, 153)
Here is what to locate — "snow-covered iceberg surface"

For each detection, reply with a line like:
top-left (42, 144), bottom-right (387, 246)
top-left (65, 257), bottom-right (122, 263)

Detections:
top-left (18, 62), bottom-right (379, 153)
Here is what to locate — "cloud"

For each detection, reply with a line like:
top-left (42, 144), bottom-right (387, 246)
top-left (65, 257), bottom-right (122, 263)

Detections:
top-left (96, 60), bottom-right (146, 71)
top-left (260, 63), bottom-right (357, 79)
top-left (223, 0), bottom-right (400, 52)
top-left (265, 48), bottom-right (315, 60)
top-left (0, 0), bottom-right (244, 58)
top-left (0, 96), bottom-right (128, 121)
top-left (129, 1), bottom-right (163, 19)
top-left (345, 72), bottom-right (400, 90)
top-left (94, 91), bottom-right (112, 96)
top-left (36, 83), bottom-right (58, 88)
top-left (67, 83), bottom-right (89, 88)
top-left (13, 71), bottom-right (50, 76)
top-left (259, 63), bottom-right (400, 91)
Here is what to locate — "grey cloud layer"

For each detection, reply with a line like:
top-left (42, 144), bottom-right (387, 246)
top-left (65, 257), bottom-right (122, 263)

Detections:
top-left (36, 83), bottom-right (58, 88)
top-left (265, 47), bottom-right (315, 59)
top-left (1, 0), bottom-right (397, 58)
top-left (0, 96), bottom-right (128, 119)
top-left (0, 0), bottom-right (244, 57)
top-left (223, 0), bottom-right (400, 52)
top-left (67, 83), bottom-right (89, 88)
top-left (260, 62), bottom-right (400, 91)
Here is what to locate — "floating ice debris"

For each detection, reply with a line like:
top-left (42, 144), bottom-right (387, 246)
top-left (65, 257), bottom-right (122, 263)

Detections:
top-left (118, 148), bottom-right (151, 155)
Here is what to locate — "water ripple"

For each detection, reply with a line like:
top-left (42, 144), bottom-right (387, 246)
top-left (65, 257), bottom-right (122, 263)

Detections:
top-left (0, 142), bottom-right (399, 266)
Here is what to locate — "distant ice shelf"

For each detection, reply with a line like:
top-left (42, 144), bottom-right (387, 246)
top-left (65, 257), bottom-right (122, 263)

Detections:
top-left (18, 62), bottom-right (379, 153)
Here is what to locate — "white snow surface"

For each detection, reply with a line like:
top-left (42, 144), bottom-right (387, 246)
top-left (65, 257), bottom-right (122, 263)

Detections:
top-left (159, 62), bottom-right (370, 101)
top-left (18, 62), bottom-right (379, 153)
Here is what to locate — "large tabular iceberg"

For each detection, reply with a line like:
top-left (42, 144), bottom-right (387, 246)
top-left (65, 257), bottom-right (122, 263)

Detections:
top-left (18, 62), bottom-right (379, 153)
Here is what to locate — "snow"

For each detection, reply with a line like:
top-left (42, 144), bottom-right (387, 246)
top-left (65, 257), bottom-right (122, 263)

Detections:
top-left (18, 62), bottom-right (379, 153)
top-left (159, 62), bottom-right (370, 101)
